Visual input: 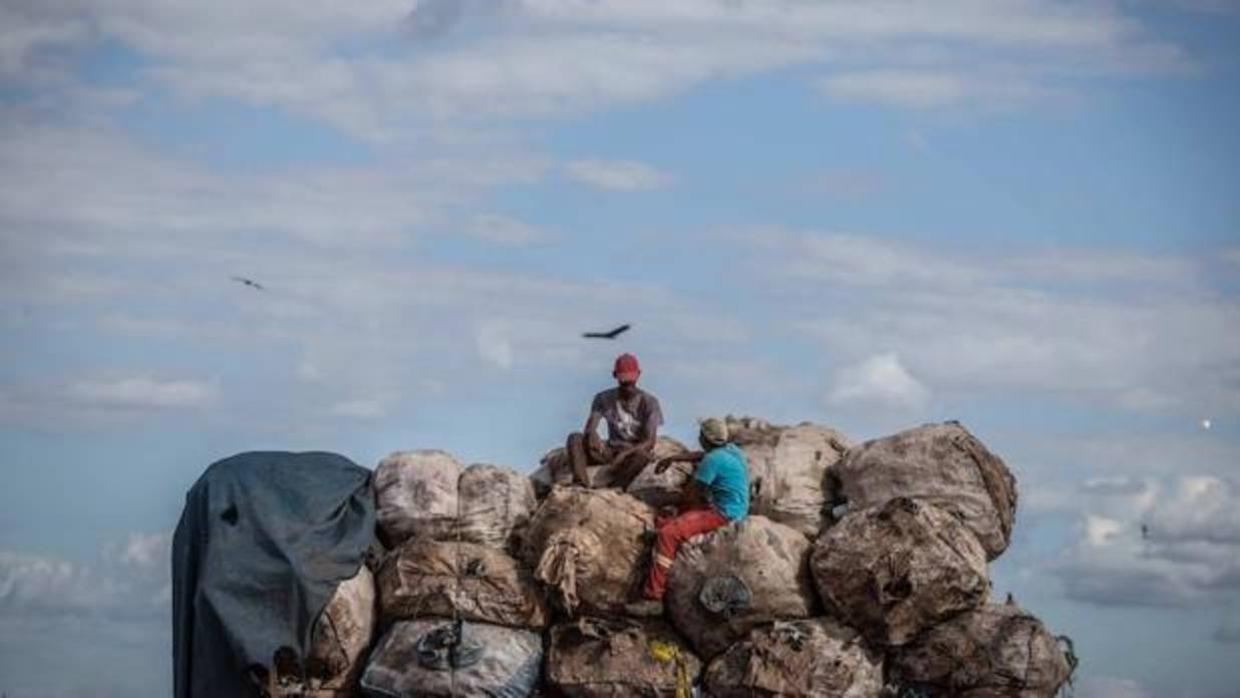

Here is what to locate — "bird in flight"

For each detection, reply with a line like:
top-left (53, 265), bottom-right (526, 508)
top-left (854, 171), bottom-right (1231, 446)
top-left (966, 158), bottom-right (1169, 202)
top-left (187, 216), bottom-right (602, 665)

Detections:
top-left (230, 275), bottom-right (266, 291)
top-left (582, 323), bottom-right (631, 340)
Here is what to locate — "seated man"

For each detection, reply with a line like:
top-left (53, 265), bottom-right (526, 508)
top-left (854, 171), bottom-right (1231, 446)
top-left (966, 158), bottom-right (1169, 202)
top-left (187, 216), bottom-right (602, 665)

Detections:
top-left (632, 417), bottom-right (749, 612)
top-left (561, 352), bottom-right (663, 489)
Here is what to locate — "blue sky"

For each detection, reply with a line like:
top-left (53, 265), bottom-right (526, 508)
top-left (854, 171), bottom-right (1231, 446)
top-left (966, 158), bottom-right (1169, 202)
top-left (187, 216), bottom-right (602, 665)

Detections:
top-left (1, 1), bottom-right (1238, 696)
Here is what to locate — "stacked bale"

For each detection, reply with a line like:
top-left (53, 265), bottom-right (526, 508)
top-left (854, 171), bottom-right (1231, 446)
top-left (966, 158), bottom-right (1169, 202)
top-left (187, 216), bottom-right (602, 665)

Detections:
top-left (375, 450), bottom-right (536, 551)
top-left (665, 516), bottom-right (816, 659)
top-left (810, 496), bottom-right (990, 646)
top-left (545, 616), bottom-right (702, 697)
top-left (890, 602), bottom-right (1075, 697)
top-left (299, 565), bottom-right (377, 697)
top-left (367, 449), bottom-right (546, 697)
top-left (830, 421), bottom-right (1017, 559)
top-left (532, 436), bottom-right (689, 505)
top-left (726, 416), bottom-right (852, 538)
top-left (521, 487), bottom-right (655, 617)
top-left (702, 618), bottom-right (884, 697)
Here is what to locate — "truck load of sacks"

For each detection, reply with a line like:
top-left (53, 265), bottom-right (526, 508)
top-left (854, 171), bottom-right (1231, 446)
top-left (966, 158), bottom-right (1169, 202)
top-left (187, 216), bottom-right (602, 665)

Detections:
top-left (181, 419), bottom-right (1074, 697)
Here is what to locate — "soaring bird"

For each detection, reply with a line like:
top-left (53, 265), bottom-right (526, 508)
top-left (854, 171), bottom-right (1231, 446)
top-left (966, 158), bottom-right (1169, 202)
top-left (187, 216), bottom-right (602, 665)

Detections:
top-left (582, 323), bottom-right (631, 340)
top-left (230, 275), bottom-right (266, 291)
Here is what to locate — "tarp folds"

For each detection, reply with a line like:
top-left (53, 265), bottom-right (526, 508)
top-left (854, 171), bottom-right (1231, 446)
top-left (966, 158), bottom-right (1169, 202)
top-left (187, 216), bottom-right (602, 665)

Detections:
top-left (172, 451), bottom-right (376, 698)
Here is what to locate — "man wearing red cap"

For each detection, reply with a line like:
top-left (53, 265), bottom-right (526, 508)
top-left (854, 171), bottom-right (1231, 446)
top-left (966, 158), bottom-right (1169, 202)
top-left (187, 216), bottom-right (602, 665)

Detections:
top-left (562, 353), bottom-right (664, 489)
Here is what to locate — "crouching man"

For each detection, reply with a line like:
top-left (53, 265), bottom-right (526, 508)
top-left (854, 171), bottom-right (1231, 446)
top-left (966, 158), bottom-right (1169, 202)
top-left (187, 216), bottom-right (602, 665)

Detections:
top-left (629, 417), bottom-right (749, 614)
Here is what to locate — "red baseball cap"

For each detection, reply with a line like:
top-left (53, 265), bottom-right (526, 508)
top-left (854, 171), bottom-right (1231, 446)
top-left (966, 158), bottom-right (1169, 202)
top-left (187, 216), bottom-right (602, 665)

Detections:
top-left (613, 353), bottom-right (641, 382)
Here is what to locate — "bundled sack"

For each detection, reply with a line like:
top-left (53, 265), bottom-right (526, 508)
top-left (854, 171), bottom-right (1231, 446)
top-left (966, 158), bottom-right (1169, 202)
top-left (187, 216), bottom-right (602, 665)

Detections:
top-left (891, 602), bottom-right (1075, 697)
top-left (810, 497), bottom-right (989, 646)
top-left (726, 416), bottom-right (851, 538)
top-left (703, 618), bottom-right (884, 698)
top-left (375, 450), bottom-right (461, 546)
top-left (546, 616), bottom-right (703, 697)
top-left (360, 620), bottom-right (542, 698)
top-left (375, 451), bottom-right (535, 549)
top-left (532, 437), bottom-right (688, 504)
top-left (522, 487), bottom-right (655, 617)
top-left (831, 421), bottom-right (1017, 559)
top-left (457, 463), bottom-right (538, 549)
top-left (376, 540), bottom-right (548, 629)
top-left (301, 566), bottom-right (377, 697)
top-left (665, 516), bottom-right (815, 659)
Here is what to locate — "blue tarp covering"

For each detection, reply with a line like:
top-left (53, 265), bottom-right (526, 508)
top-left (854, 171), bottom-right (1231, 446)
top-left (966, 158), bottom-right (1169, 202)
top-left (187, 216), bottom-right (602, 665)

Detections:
top-left (172, 451), bottom-right (375, 698)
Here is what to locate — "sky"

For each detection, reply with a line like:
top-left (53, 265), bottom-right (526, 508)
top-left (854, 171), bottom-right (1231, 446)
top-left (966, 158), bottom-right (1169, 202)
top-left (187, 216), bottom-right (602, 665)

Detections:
top-left (0, 0), bottom-right (1238, 696)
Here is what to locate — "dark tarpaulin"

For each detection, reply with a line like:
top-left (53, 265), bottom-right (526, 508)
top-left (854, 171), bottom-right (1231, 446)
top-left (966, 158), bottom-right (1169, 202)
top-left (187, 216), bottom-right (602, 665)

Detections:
top-left (172, 451), bottom-right (375, 698)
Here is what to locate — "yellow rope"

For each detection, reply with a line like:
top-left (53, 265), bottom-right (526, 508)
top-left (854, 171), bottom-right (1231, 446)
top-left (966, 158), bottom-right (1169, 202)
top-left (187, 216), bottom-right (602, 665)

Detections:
top-left (648, 639), bottom-right (690, 698)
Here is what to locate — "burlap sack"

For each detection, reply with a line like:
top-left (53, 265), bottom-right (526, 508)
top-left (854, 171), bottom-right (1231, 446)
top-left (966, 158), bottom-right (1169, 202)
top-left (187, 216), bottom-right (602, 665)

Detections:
top-left (375, 451), bottom-right (534, 550)
top-left (299, 565), bottom-right (375, 697)
top-left (832, 421), bottom-right (1017, 559)
top-left (726, 416), bottom-right (851, 538)
top-left (374, 450), bottom-right (461, 546)
top-left (811, 497), bottom-right (989, 647)
top-left (360, 620), bottom-right (542, 698)
top-left (702, 618), bottom-right (884, 698)
top-left (532, 437), bottom-right (688, 504)
top-left (891, 602), bottom-right (1075, 697)
top-left (457, 463), bottom-right (537, 550)
top-left (622, 437), bottom-right (691, 507)
top-left (665, 516), bottom-right (815, 659)
top-left (545, 616), bottom-right (703, 697)
top-left (522, 487), bottom-right (655, 617)
top-left (376, 540), bottom-right (548, 629)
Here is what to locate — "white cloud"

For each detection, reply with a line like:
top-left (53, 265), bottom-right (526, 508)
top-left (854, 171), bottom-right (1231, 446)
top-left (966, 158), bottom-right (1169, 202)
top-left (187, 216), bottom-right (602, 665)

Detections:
top-left (744, 230), bottom-right (1240, 418)
top-left (475, 322), bottom-right (516, 370)
top-left (329, 399), bottom-right (388, 420)
top-left (818, 69), bottom-right (1057, 109)
top-left (827, 352), bottom-right (930, 409)
top-left (1073, 676), bottom-right (1156, 698)
top-left (563, 159), bottom-right (675, 191)
top-left (465, 213), bottom-right (550, 245)
top-left (1052, 475), bottom-right (1240, 608)
top-left (65, 376), bottom-right (217, 410)
top-left (0, 0), bottom-right (1196, 140)
top-left (1, 532), bottom-right (169, 620)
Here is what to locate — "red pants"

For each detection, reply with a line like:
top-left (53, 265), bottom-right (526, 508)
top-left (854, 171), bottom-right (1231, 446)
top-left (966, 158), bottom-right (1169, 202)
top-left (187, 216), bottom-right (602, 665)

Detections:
top-left (642, 506), bottom-right (728, 600)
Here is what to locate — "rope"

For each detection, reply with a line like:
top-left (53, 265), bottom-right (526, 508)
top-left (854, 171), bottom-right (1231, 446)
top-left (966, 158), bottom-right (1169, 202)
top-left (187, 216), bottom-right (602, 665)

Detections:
top-left (648, 639), bottom-right (690, 698)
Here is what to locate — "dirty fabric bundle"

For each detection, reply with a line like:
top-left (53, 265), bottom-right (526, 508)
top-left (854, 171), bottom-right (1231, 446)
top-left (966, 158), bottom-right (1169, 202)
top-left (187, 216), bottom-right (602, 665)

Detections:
top-left (545, 617), bottom-right (703, 697)
top-left (832, 421), bottom-right (1017, 559)
top-left (727, 417), bottom-right (852, 538)
top-left (301, 566), bottom-right (376, 696)
top-left (172, 451), bottom-right (376, 698)
top-left (376, 540), bottom-right (548, 629)
top-left (361, 619), bottom-right (543, 698)
top-left (375, 451), bottom-right (535, 550)
top-left (891, 602), bottom-right (1075, 697)
top-left (811, 497), bottom-right (990, 646)
top-left (703, 618), bottom-right (884, 698)
top-left (532, 436), bottom-right (689, 506)
top-left (523, 487), bottom-right (655, 616)
top-left (665, 516), bottom-right (815, 659)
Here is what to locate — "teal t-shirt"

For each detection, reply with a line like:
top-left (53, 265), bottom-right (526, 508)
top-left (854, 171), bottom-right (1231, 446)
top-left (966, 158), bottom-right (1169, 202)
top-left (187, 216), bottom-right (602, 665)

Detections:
top-left (695, 443), bottom-right (749, 521)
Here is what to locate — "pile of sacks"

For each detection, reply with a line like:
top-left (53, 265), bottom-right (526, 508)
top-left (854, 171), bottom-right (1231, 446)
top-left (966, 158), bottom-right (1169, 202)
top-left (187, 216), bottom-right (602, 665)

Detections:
top-left (291, 419), bottom-right (1075, 697)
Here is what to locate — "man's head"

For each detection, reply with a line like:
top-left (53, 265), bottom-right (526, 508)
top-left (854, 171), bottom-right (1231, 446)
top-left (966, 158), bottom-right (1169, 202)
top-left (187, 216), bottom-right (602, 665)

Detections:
top-left (698, 417), bottom-right (729, 450)
top-left (613, 353), bottom-right (641, 397)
